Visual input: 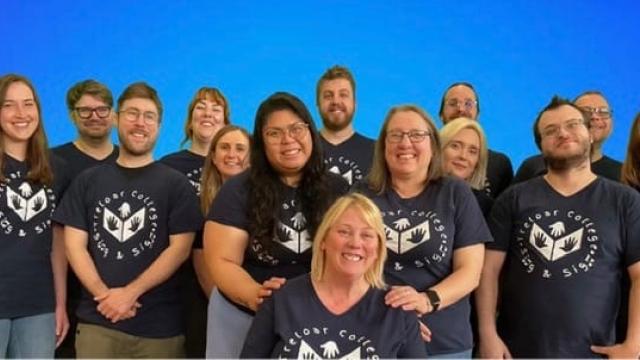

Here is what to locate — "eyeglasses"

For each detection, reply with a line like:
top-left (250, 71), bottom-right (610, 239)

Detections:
top-left (446, 99), bottom-right (477, 111)
top-left (119, 108), bottom-right (159, 124)
top-left (386, 130), bottom-right (431, 143)
top-left (74, 106), bottom-right (111, 119)
top-left (263, 122), bottom-right (309, 144)
top-left (541, 118), bottom-right (585, 139)
top-left (580, 106), bottom-right (613, 119)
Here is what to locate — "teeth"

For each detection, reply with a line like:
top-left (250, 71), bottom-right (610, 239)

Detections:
top-left (343, 254), bottom-right (362, 262)
top-left (13, 122), bottom-right (29, 128)
top-left (283, 149), bottom-right (300, 155)
top-left (398, 154), bottom-right (415, 159)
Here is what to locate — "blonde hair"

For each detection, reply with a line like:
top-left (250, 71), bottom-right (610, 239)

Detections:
top-left (199, 125), bottom-right (251, 214)
top-left (367, 104), bottom-right (443, 194)
top-left (310, 193), bottom-right (387, 289)
top-left (439, 117), bottom-right (489, 190)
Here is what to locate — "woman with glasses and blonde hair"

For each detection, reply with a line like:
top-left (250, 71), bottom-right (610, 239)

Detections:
top-left (0, 74), bottom-right (70, 357)
top-left (356, 105), bottom-right (492, 358)
top-left (440, 117), bottom-right (493, 217)
top-left (204, 92), bottom-right (348, 358)
top-left (240, 193), bottom-right (426, 358)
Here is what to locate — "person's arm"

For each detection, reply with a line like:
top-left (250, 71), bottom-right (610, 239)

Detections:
top-left (193, 249), bottom-right (215, 296)
top-left (204, 221), bottom-right (285, 312)
top-left (398, 315), bottom-right (428, 358)
top-left (591, 261), bottom-right (640, 358)
top-left (96, 232), bottom-right (195, 323)
top-left (476, 249), bottom-right (512, 359)
top-left (385, 244), bottom-right (485, 315)
top-left (51, 225), bottom-right (69, 347)
top-left (64, 225), bottom-right (110, 299)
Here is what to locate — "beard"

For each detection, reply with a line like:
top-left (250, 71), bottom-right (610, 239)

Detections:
top-left (321, 107), bottom-right (354, 132)
top-left (118, 131), bottom-right (156, 157)
top-left (543, 138), bottom-right (591, 171)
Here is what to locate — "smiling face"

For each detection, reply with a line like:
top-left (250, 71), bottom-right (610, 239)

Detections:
top-left (190, 98), bottom-right (225, 144)
top-left (117, 98), bottom-right (159, 157)
top-left (72, 94), bottom-right (114, 140)
top-left (442, 127), bottom-right (480, 181)
top-left (384, 110), bottom-right (432, 182)
top-left (212, 129), bottom-right (250, 181)
top-left (574, 93), bottom-right (612, 145)
top-left (441, 84), bottom-right (478, 123)
top-left (318, 78), bottom-right (355, 132)
top-left (1, 81), bottom-right (39, 146)
top-left (262, 109), bottom-right (312, 182)
top-left (321, 205), bottom-right (379, 281)
top-left (538, 104), bottom-right (591, 170)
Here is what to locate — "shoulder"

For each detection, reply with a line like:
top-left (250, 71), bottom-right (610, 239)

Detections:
top-left (352, 132), bottom-right (375, 145)
top-left (50, 142), bottom-right (74, 156)
top-left (521, 154), bottom-right (544, 167)
top-left (488, 148), bottom-right (511, 163)
top-left (272, 274), bottom-right (312, 302)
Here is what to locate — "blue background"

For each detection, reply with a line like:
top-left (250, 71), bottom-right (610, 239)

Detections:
top-left (2, 0), bottom-right (639, 169)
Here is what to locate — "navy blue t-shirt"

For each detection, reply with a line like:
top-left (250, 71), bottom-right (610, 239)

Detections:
top-left (321, 132), bottom-right (374, 186)
top-left (208, 171), bottom-right (349, 289)
top-left (0, 154), bottom-right (69, 319)
top-left (51, 142), bottom-right (118, 181)
top-left (484, 149), bottom-right (513, 198)
top-left (513, 154), bottom-right (623, 184)
top-left (240, 275), bottom-right (427, 359)
top-left (159, 150), bottom-right (205, 195)
top-left (52, 162), bottom-right (203, 337)
top-left (487, 176), bottom-right (640, 358)
top-left (357, 177), bottom-right (492, 355)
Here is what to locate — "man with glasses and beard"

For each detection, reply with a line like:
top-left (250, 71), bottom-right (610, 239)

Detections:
top-left (52, 79), bottom-right (119, 358)
top-left (439, 82), bottom-right (513, 198)
top-left (53, 83), bottom-right (202, 358)
top-left (316, 65), bottom-right (374, 186)
top-left (514, 91), bottom-right (622, 183)
top-left (476, 96), bottom-right (640, 358)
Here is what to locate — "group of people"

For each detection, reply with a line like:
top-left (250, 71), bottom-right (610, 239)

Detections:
top-left (1, 65), bottom-right (640, 359)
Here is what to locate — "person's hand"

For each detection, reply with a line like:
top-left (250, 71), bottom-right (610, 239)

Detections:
top-left (591, 342), bottom-right (640, 359)
top-left (385, 285), bottom-right (430, 316)
top-left (95, 287), bottom-right (141, 323)
top-left (478, 332), bottom-right (512, 359)
top-left (251, 277), bottom-right (286, 311)
top-left (418, 320), bottom-right (432, 342)
top-left (54, 305), bottom-right (70, 347)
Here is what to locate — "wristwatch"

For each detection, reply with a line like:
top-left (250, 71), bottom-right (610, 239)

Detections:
top-left (425, 289), bottom-right (441, 312)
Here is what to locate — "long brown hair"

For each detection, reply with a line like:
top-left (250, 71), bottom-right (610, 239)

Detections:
top-left (0, 74), bottom-right (53, 185)
top-left (199, 125), bottom-right (251, 214)
top-left (181, 87), bottom-right (230, 147)
top-left (622, 112), bottom-right (640, 188)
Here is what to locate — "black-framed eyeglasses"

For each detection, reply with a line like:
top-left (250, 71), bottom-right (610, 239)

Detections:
top-left (74, 106), bottom-right (111, 119)
top-left (386, 130), bottom-right (431, 143)
top-left (119, 108), bottom-right (159, 124)
top-left (446, 99), bottom-right (477, 110)
top-left (580, 106), bottom-right (613, 119)
top-left (263, 122), bottom-right (309, 144)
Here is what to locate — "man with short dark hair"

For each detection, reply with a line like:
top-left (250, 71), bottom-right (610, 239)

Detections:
top-left (438, 82), bottom-right (513, 198)
top-left (316, 65), bottom-right (374, 185)
top-left (476, 96), bottom-right (640, 358)
top-left (53, 82), bottom-right (202, 358)
top-left (513, 90), bottom-right (622, 183)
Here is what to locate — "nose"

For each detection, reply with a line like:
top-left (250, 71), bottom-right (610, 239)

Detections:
top-left (14, 104), bottom-right (25, 118)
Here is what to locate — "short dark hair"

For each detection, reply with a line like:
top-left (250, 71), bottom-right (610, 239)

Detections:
top-left (438, 82), bottom-right (480, 119)
top-left (66, 79), bottom-right (113, 111)
top-left (117, 82), bottom-right (163, 121)
top-left (532, 95), bottom-right (589, 150)
top-left (316, 65), bottom-right (356, 106)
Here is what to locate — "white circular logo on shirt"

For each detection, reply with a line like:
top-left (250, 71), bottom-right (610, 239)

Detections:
top-left (279, 326), bottom-right (381, 360)
top-left (325, 156), bottom-right (364, 186)
top-left (0, 171), bottom-right (55, 237)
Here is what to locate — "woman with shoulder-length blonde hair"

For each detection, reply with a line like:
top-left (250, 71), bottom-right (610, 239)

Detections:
top-left (622, 112), bottom-right (640, 190)
top-left (0, 74), bottom-right (70, 357)
top-left (357, 104), bottom-right (492, 358)
top-left (240, 193), bottom-right (426, 358)
top-left (440, 117), bottom-right (493, 217)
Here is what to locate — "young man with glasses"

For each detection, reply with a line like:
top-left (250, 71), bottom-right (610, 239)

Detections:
top-left (438, 82), bottom-right (513, 198)
top-left (476, 96), bottom-right (640, 358)
top-left (316, 65), bottom-right (374, 185)
top-left (53, 82), bottom-right (202, 358)
top-left (51, 79), bottom-right (119, 358)
top-left (514, 91), bottom-right (622, 183)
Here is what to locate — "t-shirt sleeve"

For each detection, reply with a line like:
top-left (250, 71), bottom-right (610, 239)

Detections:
top-left (51, 174), bottom-right (89, 231)
top-left (485, 189), bottom-right (514, 252)
top-left (453, 180), bottom-right (493, 249)
top-left (239, 295), bottom-right (278, 358)
top-left (398, 315), bottom-right (428, 358)
top-left (207, 175), bottom-right (249, 230)
top-left (623, 189), bottom-right (640, 267)
top-left (50, 153), bottom-right (72, 197)
top-left (168, 174), bottom-right (203, 234)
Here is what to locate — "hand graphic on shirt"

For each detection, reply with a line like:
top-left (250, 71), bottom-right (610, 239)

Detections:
top-left (320, 341), bottom-right (339, 358)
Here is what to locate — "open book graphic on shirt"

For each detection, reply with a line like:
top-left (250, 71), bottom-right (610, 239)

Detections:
top-left (529, 222), bottom-right (583, 262)
top-left (6, 182), bottom-right (48, 222)
top-left (103, 202), bottom-right (146, 243)
top-left (297, 340), bottom-right (360, 360)
top-left (274, 212), bottom-right (311, 253)
top-left (384, 219), bottom-right (430, 254)
top-left (329, 165), bottom-right (354, 185)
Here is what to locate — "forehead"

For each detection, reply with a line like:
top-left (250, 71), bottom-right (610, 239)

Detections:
top-left (121, 97), bottom-right (158, 112)
top-left (264, 109), bottom-right (303, 128)
top-left (539, 105), bottom-right (584, 128)
top-left (334, 205), bottom-right (370, 227)
top-left (4, 81), bottom-right (34, 100)
top-left (320, 78), bottom-right (353, 93)
top-left (217, 130), bottom-right (249, 144)
top-left (574, 93), bottom-right (609, 108)
top-left (388, 110), bottom-right (429, 129)
top-left (196, 97), bottom-right (223, 107)
top-left (451, 127), bottom-right (480, 145)
top-left (445, 85), bottom-right (476, 100)
top-left (76, 94), bottom-right (108, 106)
